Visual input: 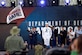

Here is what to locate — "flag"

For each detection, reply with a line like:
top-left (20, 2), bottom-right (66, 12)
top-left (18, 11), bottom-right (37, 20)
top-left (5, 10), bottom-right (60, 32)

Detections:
top-left (7, 5), bottom-right (25, 24)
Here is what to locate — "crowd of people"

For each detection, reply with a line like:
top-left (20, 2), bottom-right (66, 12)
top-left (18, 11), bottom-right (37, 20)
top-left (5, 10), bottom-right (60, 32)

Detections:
top-left (27, 23), bottom-right (82, 48)
top-left (4, 23), bottom-right (82, 55)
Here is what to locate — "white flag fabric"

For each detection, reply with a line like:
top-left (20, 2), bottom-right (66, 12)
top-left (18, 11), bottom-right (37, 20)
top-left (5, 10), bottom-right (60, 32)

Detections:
top-left (7, 5), bottom-right (25, 24)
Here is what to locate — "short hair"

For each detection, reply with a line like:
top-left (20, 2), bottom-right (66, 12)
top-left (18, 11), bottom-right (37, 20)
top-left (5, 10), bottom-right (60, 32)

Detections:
top-left (45, 47), bottom-right (70, 55)
top-left (77, 26), bottom-right (81, 28)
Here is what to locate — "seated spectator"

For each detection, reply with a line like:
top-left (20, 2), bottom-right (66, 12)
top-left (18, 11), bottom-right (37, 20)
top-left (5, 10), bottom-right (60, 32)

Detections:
top-left (35, 42), bottom-right (43, 55)
top-left (70, 35), bottom-right (82, 55)
top-left (45, 47), bottom-right (70, 55)
top-left (77, 35), bottom-right (82, 55)
top-left (70, 38), bottom-right (78, 55)
top-left (4, 26), bottom-right (27, 55)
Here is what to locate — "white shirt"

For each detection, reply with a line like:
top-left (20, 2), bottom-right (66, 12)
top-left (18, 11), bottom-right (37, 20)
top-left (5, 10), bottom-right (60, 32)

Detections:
top-left (42, 27), bottom-right (52, 39)
top-left (68, 31), bottom-right (75, 39)
top-left (42, 27), bottom-right (52, 46)
top-left (76, 29), bottom-right (82, 37)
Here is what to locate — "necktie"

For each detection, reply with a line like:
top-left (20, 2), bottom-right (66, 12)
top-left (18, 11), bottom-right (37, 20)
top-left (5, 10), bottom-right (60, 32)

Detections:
top-left (46, 28), bottom-right (48, 32)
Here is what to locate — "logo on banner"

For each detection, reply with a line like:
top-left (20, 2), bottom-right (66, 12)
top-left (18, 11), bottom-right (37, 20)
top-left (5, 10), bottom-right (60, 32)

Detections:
top-left (7, 5), bottom-right (25, 24)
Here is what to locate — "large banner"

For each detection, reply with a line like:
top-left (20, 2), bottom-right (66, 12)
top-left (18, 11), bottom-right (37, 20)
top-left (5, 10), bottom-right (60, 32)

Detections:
top-left (0, 6), bottom-right (82, 50)
top-left (18, 6), bottom-right (82, 40)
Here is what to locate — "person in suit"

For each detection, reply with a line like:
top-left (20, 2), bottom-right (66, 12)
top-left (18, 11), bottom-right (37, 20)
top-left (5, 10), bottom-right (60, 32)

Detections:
top-left (50, 26), bottom-right (58, 47)
top-left (28, 27), bottom-right (37, 49)
top-left (60, 27), bottom-right (67, 47)
top-left (54, 27), bottom-right (58, 46)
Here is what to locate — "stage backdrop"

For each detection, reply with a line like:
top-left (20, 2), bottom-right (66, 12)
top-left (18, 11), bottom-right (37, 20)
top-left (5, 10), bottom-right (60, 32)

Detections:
top-left (18, 6), bottom-right (82, 41)
top-left (0, 6), bottom-right (82, 50)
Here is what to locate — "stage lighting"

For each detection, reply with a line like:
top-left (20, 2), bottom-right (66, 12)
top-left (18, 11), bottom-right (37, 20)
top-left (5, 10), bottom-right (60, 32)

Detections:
top-left (11, 1), bottom-right (15, 7)
top-left (53, 1), bottom-right (55, 3)
top-left (29, 1), bottom-right (32, 4)
top-left (39, 0), bottom-right (46, 7)
top-left (28, 1), bottom-right (33, 6)
top-left (1, 1), bottom-right (5, 6)
top-left (77, 0), bottom-right (81, 6)
top-left (65, 0), bottom-right (70, 5)
top-left (51, 0), bottom-right (59, 6)
top-left (40, 0), bottom-right (45, 4)
top-left (19, 1), bottom-right (23, 6)
top-left (19, 1), bottom-right (23, 5)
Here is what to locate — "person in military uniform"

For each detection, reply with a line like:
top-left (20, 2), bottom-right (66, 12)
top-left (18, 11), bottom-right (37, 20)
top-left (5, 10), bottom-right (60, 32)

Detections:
top-left (42, 23), bottom-right (52, 48)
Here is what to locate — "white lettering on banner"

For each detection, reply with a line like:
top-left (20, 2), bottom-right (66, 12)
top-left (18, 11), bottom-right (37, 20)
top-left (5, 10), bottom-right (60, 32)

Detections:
top-left (24, 20), bottom-right (82, 35)
top-left (42, 21), bottom-right (44, 26)
top-left (59, 21), bottom-right (61, 26)
top-left (64, 21), bottom-right (67, 26)
top-left (26, 20), bottom-right (82, 27)
top-left (28, 21), bottom-right (31, 26)
top-left (55, 21), bottom-right (58, 26)
top-left (7, 5), bottom-right (25, 24)
top-left (32, 21), bottom-right (34, 26)
top-left (9, 11), bottom-right (22, 20)
top-left (35, 21), bottom-right (38, 26)
top-left (52, 21), bottom-right (54, 26)
top-left (27, 26), bottom-right (80, 34)
top-left (45, 21), bottom-right (47, 24)
top-left (38, 21), bottom-right (41, 26)
top-left (48, 21), bottom-right (51, 26)
top-left (77, 20), bottom-right (79, 26)
top-left (81, 20), bottom-right (82, 25)
top-left (68, 20), bottom-right (70, 26)
top-left (74, 20), bottom-right (76, 26)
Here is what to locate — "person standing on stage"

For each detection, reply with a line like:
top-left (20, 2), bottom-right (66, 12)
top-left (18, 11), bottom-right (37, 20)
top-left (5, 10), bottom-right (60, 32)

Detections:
top-left (68, 28), bottom-right (75, 44)
top-left (60, 27), bottom-right (67, 47)
top-left (75, 26), bottom-right (82, 38)
top-left (54, 27), bottom-right (58, 46)
top-left (42, 23), bottom-right (52, 48)
top-left (28, 27), bottom-right (37, 49)
top-left (50, 26), bottom-right (58, 47)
